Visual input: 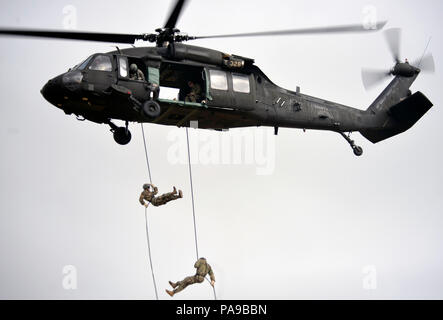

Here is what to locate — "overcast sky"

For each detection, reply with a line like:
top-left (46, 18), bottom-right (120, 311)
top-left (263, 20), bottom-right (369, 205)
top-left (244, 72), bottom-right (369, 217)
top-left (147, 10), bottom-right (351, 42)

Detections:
top-left (0, 0), bottom-right (442, 300)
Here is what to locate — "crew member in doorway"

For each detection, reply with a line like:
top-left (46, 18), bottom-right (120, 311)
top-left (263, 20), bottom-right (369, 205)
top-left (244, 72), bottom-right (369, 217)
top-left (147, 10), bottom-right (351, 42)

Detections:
top-left (166, 257), bottom-right (215, 297)
top-left (129, 63), bottom-right (145, 81)
top-left (139, 183), bottom-right (182, 207)
top-left (185, 80), bottom-right (202, 103)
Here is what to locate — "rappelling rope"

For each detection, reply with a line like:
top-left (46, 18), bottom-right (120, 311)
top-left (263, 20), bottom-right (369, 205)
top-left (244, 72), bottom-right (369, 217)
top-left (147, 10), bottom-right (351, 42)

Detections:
top-left (139, 123), bottom-right (216, 300)
top-left (185, 127), bottom-right (217, 300)
top-left (140, 123), bottom-right (159, 300)
top-left (141, 124), bottom-right (153, 183)
top-left (185, 127), bottom-right (200, 258)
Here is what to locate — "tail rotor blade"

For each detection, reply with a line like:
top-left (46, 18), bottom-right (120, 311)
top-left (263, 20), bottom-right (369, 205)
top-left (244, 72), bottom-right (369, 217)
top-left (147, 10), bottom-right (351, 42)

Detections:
top-left (361, 68), bottom-right (391, 90)
top-left (413, 53), bottom-right (435, 73)
top-left (385, 28), bottom-right (402, 63)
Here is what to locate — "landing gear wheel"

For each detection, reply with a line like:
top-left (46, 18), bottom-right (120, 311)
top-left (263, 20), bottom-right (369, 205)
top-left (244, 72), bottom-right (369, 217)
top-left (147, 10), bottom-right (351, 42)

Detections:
top-left (142, 100), bottom-right (161, 118)
top-left (353, 146), bottom-right (363, 157)
top-left (113, 127), bottom-right (132, 145)
top-left (339, 132), bottom-right (364, 157)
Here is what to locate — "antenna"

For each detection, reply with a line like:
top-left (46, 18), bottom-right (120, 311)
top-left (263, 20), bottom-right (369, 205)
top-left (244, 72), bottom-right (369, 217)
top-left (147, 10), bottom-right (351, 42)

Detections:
top-left (418, 37), bottom-right (432, 68)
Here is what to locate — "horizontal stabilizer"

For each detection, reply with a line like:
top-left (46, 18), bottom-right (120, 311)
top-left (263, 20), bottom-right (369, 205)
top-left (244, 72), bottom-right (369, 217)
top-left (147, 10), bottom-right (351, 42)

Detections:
top-left (360, 91), bottom-right (433, 143)
top-left (389, 91), bottom-right (433, 124)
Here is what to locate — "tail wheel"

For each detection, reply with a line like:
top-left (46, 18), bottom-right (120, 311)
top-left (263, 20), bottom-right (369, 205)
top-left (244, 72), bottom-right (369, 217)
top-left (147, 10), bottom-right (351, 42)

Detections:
top-left (113, 127), bottom-right (132, 145)
top-left (142, 100), bottom-right (161, 118)
top-left (353, 146), bottom-right (363, 157)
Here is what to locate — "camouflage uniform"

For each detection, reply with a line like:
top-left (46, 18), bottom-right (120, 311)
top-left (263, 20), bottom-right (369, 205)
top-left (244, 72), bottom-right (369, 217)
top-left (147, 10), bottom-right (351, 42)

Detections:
top-left (139, 184), bottom-right (181, 207)
top-left (169, 258), bottom-right (215, 295)
top-left (129, 69), bottom-right (145, 81)
top-left (185, 83), bottom-right (202, 103)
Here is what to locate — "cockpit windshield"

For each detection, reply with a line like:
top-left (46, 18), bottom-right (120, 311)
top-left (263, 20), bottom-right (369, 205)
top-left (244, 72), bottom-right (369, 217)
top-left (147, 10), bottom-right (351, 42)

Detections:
top-left (88, 55), bottom-right (112, 71)
top-left (72, 56), bottom-right (93, 70)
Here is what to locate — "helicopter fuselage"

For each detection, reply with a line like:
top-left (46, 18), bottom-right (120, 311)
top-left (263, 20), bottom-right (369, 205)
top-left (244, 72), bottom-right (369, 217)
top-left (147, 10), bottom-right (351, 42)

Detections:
top-left (41, 44), bottom-right (381, 133)
top-left (3, 0), bottom-right (433, 154)
top-left (41, 43), bottom-right (431, 154)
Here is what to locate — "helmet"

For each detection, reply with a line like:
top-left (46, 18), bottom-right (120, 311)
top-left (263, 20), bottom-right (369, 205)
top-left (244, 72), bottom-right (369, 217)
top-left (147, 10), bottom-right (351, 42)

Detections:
top-left (130, 63), bottom-right (138, 73)
top-left (143, 183), bottom-right (150, 190)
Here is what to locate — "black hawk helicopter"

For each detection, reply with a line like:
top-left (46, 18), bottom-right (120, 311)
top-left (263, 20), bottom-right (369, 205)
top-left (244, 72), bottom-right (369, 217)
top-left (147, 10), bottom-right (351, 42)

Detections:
top-left (0, 0), bottom-right (435, 156)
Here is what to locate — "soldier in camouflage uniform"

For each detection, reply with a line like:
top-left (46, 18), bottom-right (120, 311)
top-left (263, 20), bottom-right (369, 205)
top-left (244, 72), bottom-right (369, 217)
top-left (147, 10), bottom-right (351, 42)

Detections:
top-left (129, 63), bottom-right (145, 81)
top-left (139, 183), bottom-right (183, 207)
top-left (166, 257), bottom-right (215, 297)
top-left (185, 80), bottom-right (202, 103)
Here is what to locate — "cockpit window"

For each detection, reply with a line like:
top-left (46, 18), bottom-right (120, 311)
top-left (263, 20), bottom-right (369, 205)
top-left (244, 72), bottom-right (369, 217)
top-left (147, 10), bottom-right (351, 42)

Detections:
top-left (73, 56), bottom-right (93, 70)
top-left (89, 55), bottom-right (112, 72)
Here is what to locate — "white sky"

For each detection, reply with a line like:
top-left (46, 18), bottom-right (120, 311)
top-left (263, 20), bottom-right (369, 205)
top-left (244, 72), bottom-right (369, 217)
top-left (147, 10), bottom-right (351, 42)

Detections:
top-left (0, 0), bottom-right (442, 299)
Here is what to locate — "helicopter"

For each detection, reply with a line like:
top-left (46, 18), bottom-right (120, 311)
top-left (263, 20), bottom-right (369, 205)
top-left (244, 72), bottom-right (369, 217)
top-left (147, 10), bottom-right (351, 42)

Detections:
top-left (0, 0), bottom-right (435, 156)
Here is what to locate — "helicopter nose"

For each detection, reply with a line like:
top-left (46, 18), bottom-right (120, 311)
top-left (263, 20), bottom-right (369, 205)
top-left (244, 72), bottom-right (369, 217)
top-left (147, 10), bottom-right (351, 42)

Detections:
top-left (41, 75), bottom-right (64, 107)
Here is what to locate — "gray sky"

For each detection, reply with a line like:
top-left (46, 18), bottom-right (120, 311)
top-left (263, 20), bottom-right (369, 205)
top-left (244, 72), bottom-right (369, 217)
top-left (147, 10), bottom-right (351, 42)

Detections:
top-left (0, 0), bottom-right (442, 299)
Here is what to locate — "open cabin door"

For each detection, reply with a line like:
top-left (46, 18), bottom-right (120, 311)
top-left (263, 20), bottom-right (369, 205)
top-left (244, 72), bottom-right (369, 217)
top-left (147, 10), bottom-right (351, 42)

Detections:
top-left (159, 61), bottom-right (206, 105)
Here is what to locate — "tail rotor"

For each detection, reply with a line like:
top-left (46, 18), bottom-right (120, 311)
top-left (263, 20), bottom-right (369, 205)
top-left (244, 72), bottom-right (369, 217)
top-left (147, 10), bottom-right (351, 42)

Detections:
top-left (361, 28), bottom-right (435, 90)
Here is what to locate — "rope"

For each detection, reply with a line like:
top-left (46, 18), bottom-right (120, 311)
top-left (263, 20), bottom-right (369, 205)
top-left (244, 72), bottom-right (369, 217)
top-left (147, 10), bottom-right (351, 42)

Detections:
top-left (144, 207), bottom-right (158, 300)
top-left (185, 127), bottom-right (217, 300)
top-left (138, 124), bottom-right (216, 300)
top-left (140, 123), bottom-right (158, 300)
top-left (141, 124), bottom-right (153, 183)
top-left (185, 127), bottom-right (200, 258)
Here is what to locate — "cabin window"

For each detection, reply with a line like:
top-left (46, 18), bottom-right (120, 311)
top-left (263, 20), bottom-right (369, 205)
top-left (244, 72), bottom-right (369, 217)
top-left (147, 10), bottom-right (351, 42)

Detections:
top-left (209, 70), bottom-right (228, 91)
top-left (119, 57), bottom-right (128, 77)
top-left (232, 73), bottom-right (250, 93)
top-left (89, 55), bottom-right (112, 72)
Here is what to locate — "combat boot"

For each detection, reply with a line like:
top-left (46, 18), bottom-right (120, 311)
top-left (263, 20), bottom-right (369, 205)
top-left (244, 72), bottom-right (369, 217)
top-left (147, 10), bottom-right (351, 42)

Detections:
top-left (169, 281), bottom-right (177, 289)
top-left (173, 186), bottom-right (177, 194)
top-left (166, 289), bottom-right (174, 297)
top-left (179, 190), bottom-right (183, 198)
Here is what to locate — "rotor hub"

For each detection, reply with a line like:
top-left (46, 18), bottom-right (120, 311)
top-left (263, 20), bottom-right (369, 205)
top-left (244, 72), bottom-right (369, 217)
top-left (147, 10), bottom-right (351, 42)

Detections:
top-left (391, 61), bottom-right (418, 77)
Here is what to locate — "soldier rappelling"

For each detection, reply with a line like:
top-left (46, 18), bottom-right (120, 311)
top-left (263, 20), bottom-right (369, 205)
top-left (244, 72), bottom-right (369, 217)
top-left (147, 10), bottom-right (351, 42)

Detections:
top-left (139, 183), bottom-right (183, 207)
top-left (166, 257), bottom-right (215, 297)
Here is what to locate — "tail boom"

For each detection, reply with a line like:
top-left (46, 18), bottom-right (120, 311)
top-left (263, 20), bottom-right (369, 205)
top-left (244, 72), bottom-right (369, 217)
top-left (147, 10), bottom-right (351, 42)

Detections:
top-left (359, 72), bottom-right (433, 143)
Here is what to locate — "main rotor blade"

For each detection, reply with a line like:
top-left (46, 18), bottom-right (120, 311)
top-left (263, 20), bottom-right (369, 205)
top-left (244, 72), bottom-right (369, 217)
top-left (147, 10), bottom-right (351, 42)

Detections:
top-left (361, 68), bottom-right (391, 90)
top-left (194, 21), bottom-right (387, 40)
top-left (164, 0), bottom-right (187, 29)
top-left (384, 28), bottom-right (401, 63)
top-left (0, 29), bottom-right (144, 44)
top-left (413, 53), bottom-right (435, 73)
